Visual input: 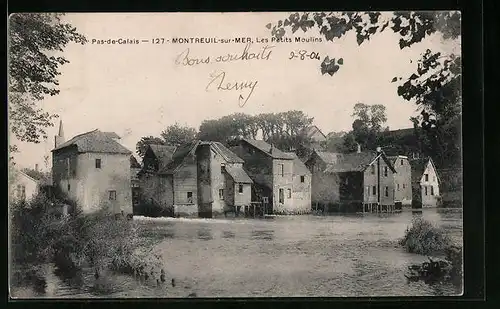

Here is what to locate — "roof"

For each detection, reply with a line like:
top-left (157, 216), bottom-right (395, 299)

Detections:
top-left (224, 165), bottom-right (253, 184)
top-left (285, 152), bottom-right (311, 176)
top-left (16, 170), bottom-right (39, 183)
top-left (315, 151), bottom-right (342, 165)
top-left (302, 125), bottom-right (327, 140)
top-left (159, 141), bottom-right (200, 174)
top-left (211, 142), bottom-right (244, 163)
top-left (149, 144), bottom-right (176, 165)
top-left (240, 139), bottom-right (293, 160)
top-left (324, 151), bottom-right (397, 174)
top-left (103, 132), bottom-right (121, 139)
top-left (130, 155), bottom-right (142, 168)
top-left (52, 129), bottom-right (131, 154)
top-left (410, 157), bottom-right (440, 184)
top-left (387, 155), bottom-right (409, 165)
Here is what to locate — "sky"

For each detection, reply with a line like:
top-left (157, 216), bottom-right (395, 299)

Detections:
top-left (10, 12), bottom-right (461, 170)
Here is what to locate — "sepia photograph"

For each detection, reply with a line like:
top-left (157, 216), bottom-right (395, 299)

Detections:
top-left (8, 11), bottom-right (462, 298)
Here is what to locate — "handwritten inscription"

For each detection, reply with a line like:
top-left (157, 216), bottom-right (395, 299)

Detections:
top-left (289, 50), bottom-right (321, 60)
top-left (175, 42), bottom-right (275, 67)
top-left (205, 71), bottom-right (258, 108)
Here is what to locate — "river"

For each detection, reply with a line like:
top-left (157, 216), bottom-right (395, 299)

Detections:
top-left (10, 208), bottom-right (462, 298)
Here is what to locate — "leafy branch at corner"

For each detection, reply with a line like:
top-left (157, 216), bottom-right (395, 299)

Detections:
top-left (267, 11), bottom-right (461, 168)
top-left (8, 13), bottom-right (87, 150)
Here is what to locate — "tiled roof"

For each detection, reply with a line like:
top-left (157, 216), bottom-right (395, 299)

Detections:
top-left (325, 151), bottom-right (378, 173)
top-left (285, 152), bottom-right (311, 176)
top-left (52, 129), bottom-right (131, 154)
top-left (149, 144), bottom-right (177, 166)
top-left (159, 141), bottom-right (200, 174)
top-left (224, 165), bottom-right (253, 184)
top-left (103, 132), bottom-right (121, 139)
top-left (212, 142), bottom-right (244, 163)
top-left (315, 151), bottom-right (342, 164)
top-left (240, 139), bottom-right (293, 160)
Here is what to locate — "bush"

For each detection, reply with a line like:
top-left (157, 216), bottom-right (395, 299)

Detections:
top-left (134, 199), bottom-right (174, 218)
top-left (10, 194), bottom-right (163, 281)
top-left (399, 218), bottom-right (452, 255)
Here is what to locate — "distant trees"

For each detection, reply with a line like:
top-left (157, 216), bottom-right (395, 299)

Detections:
top-left (135, 136), bottom-right (165, 159)
top-left (160, 123), bottom-right (197, 147)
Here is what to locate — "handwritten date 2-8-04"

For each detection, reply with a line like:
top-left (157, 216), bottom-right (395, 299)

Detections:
top-left (289, 50), bottom-right (321, 60)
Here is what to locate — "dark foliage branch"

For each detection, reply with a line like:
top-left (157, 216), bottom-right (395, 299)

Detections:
top-left (8, 13), bottom-right (87, 144)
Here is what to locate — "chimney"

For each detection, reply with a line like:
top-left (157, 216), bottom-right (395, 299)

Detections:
top-left (269, 143), bottom-right (274, 154)
top-left (35, 164), bottom-right (39, 172)
top-left (54, 120), bottom-right (65, 148)
top-left (356, 143), bottom-right (361, 153)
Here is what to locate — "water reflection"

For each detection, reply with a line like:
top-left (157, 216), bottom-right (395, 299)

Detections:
top-left (251, 230), bottom-right (274, 240)
top-left (197, 227), bottom-right (213, 240)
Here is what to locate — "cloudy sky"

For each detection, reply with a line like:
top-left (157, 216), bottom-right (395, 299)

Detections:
top-left (11, 12), bottom-right (460, 169)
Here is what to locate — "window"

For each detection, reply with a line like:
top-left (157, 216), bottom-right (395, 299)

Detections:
top-left (397, 183), bottom-right (400, 191)
top-left (424, 174), bottom-right (429, 181)
top-left (384, 166), bottom-right (388, 177)
top-left (385, 186), bottom-right (389, 197)
top-left (371, 165), bottom-right (375, 175)
top-left (300, 175), bottom-right (305, 183)
top-left (287, 188), bottom-right (292, 199)
top-left (279, 164), bottom-right (284, 177)
top-left (400, 159), bottom-right (404, 166)
top-left (17, 185), bottom-right (26, 200)
top-left (366, 186), bottom-right (370, 196)
top-left (424, 186), bottom-right (428, 195)
top-left (109, 190), bottom-right (117, 200)
top-left (403, 183), bottom-right (406, 189)
top-left (372, 185), bottom-right (376, 195)
top-left (221, 163), bottom-right (225, 173)
top-left (238, 184), bottom-right (244, 193)
top-left (95, 158), bottom-right (101, 169)
top-left (67, 184), bottom-right (70, 191)
top-left (431, 186), bottom-right (434, 195)
top-left (187, 192), bottom-right (193, 203)
top-left (219, 189), bottom-right (224, 199)
top-left (279, 188), bottom-right (284, 204)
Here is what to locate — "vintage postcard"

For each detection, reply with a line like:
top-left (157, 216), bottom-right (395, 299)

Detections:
top-left (8, 12), bottom-right (462, 298)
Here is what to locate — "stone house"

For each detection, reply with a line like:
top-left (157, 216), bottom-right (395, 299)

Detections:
top-left (130, 155), bottom-right (142, 207)
top-left (410, 157), bottom-right (441, 207)
top-left (304, 150), bottom-right (343, 208)
top-left (10, 170), bottom-right (39, 203)
top-left (387, 155), bottom-right (413, 208)
top-left (230, 139), bottom-right (311, 214)
top-left (285, 152), bottom-right (312, 213)
top-left (51, 122), bottom-right (133, 215)
top-left (306, 146), bottom-right (397, 212)
top-left (139, 141), bottom-right (252, 217)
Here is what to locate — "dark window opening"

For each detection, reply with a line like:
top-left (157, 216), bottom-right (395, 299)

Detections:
top-left (397, 183), bottom-right (400, 191)
top-left (109, 190), bottom-right (116, 200)
top-left (187, 192), bottom-right (193, 203)
top-left (403, 183), bottom-right (406, 189)
top-left (279, 188), bottom-right (284, 204)
top-left (424, 174), bottom-right (429, 181)
top-left (385, 186), bottom-right (389, 197)
top-left (95, 159), bottom-right (101, 169)
top-left (67, 184), bottom-right (70, 191)
top-left (238, 184), bottom-right (243, 193)
top-left (300, 175), bottom-right (305, 183)
top-left (431, 186), bottom-right (434, 195)
top-left (424, 186), bottom-right (428, 195)
top-left (219, 189), bottom-right (224, 199)
top-left (371, 165), bottom-right (375, 175)
top-left (372, 186), bottom-right (376, 195)
top-left (400, 159), bottom-right (404, 165)
top-left (384, 166), bottom-right (388, 177)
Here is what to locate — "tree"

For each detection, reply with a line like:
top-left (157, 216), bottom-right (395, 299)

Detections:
top-left (8, 13), bottom-right (87, 146)
top-left (135, 136), bottom-right (165, 159)
top-left (267, 11), bottom-right (461, 167)
top-left (350, 103), bottom-right (388, 150)
top-left (160, 123), bottom-right (197, 147)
